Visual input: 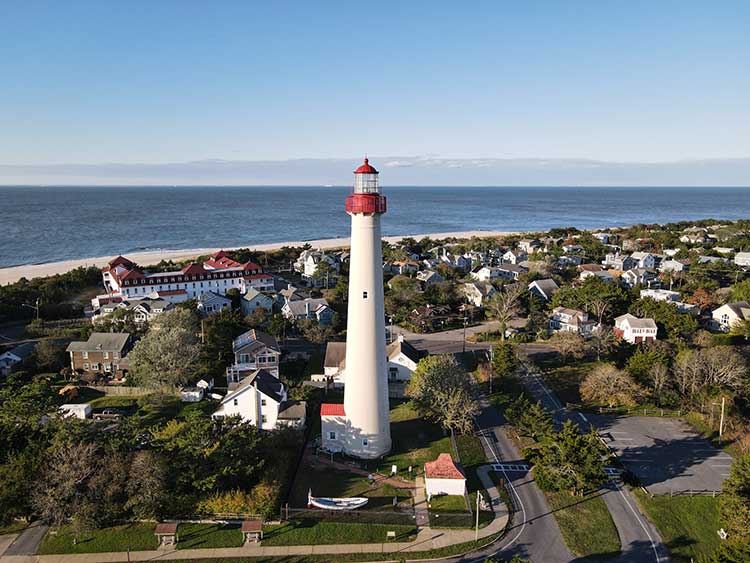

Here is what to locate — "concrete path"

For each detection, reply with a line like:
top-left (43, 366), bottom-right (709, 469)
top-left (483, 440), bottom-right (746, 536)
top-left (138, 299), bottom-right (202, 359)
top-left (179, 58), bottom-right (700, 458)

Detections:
top-left (413, 475), bottom-right (430, 527)
top-left (2, 524), bottom-right (48, 557)
top-left (0, 472), bottom-right (508, 563)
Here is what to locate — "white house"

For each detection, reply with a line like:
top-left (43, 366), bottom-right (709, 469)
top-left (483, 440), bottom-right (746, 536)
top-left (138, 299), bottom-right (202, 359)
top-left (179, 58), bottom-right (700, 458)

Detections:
top-left (549, 307), bottom-right (596, 337)
top-left (614, 314), bottom-right (658, 344)
top-left (659, 259), bottom-right (689, 273)
top-left (528, 279), bottom-right (560, 301)
top-left (213, 369), bottom-right (288, 430)
top-left (197, 291), bottom-right (232, 316)
top-left (226, 329), bottom-right (281, 383)
top-left (621, 268), bottom-right (657, 288)
top-left (735, 252), bottom-right (750, 268)
top-left (92, 296), bottom-right (174, 324)
top-left (470, 266), bottom-right (500, 282)
top-left (294, 249), bottom-right (340, 280)
top-left (497, 264), bottom-right (528, 280)
top-left (318, 335), bottom-right (422, 385)
top-left (603, 253), bottom-right (635, 271)
top-left (640, 288), bottom-right (680, 302)
top-left (629, 252), bottom-right (657, 269)
top-left (320, 403), bottom-right (347, 453)
top-left (711, 301), bottom-right (750, 332)
top-left (424, 453), bottom-right (467, 500)
top-left (593, 232), bottom-right (615, 244)
top-left (180, 387), bottom-right (204, 402)
top-left (580, 270), bottom-right (615, 284)
top-left (241, 288), bottom-right (275, 316)
top-left (461, 282), bottom-right (497, 307)
top-left (277, 400), bottom-right (307, 429)
top-left (502, 249), bottom-right (527, 265)
top-left (417, 270), bottom-right (444, 287)
top-left (390, 260), bottom-right (419, 275)
top-left (518, 239), bottom-right (542, 254)
top-left (0, 342), bottom-right (35, 376)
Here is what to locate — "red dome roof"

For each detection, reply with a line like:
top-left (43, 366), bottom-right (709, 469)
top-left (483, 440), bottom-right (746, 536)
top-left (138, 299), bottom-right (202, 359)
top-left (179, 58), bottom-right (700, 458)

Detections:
top-left (354, 158), bottom-right (378, 174)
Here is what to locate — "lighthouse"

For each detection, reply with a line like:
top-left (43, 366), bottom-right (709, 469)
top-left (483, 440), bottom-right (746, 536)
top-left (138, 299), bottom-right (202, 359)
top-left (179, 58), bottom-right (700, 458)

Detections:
top-left (320, 158), bottom-right (392, 459)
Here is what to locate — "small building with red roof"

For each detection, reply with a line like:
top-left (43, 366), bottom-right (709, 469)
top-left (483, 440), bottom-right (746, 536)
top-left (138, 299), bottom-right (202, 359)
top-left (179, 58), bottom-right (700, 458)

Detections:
top-left (320, 403), bottom-right (347, 453)
top-left (424, 453), bottom-right (467, 500)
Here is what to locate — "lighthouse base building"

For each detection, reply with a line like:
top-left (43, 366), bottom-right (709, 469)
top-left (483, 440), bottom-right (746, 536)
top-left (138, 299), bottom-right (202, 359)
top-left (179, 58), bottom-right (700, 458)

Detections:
top-left (321, 159), bottom-right (392, 460)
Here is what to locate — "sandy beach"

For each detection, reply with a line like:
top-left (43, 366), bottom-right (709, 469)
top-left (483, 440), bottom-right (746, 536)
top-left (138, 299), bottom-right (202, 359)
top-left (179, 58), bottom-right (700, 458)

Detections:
top-left (0, 230), bottom-right (519, 286)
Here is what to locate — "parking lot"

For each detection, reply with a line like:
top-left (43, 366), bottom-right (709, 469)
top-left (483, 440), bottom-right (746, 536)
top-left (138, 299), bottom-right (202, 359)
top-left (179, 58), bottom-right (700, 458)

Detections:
top-left (594, 415), bottom-right (732, 495)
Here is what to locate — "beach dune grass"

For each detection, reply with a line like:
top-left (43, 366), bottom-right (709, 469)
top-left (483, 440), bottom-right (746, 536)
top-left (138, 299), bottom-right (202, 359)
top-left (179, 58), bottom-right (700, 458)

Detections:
top-left (544, 490), bottom-right (621, 557)
top-left (38, 523), bottom-right (158, 554)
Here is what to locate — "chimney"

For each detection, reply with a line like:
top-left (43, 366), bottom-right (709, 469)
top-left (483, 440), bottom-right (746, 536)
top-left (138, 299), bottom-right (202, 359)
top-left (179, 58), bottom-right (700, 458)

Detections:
top-left (305, 301), bottom-right (311, 316)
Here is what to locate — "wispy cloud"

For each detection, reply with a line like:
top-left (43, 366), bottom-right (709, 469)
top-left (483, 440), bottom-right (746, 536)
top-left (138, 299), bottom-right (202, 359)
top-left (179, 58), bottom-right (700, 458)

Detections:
top-left (1, 156), bottom-right (749, 186)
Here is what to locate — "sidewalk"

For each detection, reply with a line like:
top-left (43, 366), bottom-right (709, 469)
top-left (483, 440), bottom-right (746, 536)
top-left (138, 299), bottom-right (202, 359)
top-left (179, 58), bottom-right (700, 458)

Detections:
top-left (0, 467), bottom-right (507, 563)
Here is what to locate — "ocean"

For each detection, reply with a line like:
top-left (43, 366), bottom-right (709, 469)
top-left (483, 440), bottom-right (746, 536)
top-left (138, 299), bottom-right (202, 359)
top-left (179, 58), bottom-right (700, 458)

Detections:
top-left (2, 185), bottom-right (750, 268)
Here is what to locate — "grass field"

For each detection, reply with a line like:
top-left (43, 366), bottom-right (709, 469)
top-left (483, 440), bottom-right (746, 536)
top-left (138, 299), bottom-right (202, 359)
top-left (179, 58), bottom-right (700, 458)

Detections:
top-left (634, 490), bottom-right (720, 563)
top-left (379, 401), bottom-right (452, 477)
top-left (262, 521), bottom-right (417, 545)
top-left (540, 362), bottom-right (598, 405)
top-left (428, 494), bottom-right (468, 512)
top-left (287, 464), bottom-right (413, 509)
top-left (176, 523), bottom-right (243, 550)
top-left (38, 523), bottom-right (158, 554)
top-left (544, 490), bottom-right (621, 558)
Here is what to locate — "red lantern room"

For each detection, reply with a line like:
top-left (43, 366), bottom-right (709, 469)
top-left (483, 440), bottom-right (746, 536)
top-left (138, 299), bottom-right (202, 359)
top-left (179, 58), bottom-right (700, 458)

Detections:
top-left (346, 158), bottom-right (387, 214)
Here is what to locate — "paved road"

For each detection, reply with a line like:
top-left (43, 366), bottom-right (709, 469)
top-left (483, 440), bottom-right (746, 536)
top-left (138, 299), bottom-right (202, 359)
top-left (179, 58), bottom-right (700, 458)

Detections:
top-left (518, 366), bottom-right (669, 563)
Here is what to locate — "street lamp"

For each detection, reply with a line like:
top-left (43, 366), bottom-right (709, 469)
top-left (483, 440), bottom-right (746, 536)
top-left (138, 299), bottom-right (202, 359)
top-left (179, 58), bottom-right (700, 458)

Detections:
top-left (462, 316), bottom-right (468, 354)
top-left (22, 298), bottom-right (41, 322)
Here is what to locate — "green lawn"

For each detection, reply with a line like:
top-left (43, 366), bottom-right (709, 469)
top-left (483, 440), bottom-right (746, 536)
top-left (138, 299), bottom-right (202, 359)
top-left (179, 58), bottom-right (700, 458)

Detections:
top-left (540, 362), bottom-right (598, 406)
top-left (428, 494), bottom-right (468, 512)
top-left (262, 521), bottom-right (417, 545)
top-left (89, 395), bottom-right (140, 409)
top-left (287, 464), bottom-right (413, 510)
top-left (544, 490), bottom-right (621, 558)
top-left (38, 523), bottom-right (158, 554)
top-left (0, 521), bottom-right (27, 535)
top-left (176, 523), bottom-right (243, 550)
top-left (379, 401), bottom-right (452, 476)
top-left (634, 490), bottom-right (720, 563)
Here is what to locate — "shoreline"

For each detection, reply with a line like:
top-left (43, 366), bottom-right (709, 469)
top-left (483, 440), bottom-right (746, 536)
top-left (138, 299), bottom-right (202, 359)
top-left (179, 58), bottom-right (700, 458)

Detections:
top-left (0, 230), bottom-right (520, 285)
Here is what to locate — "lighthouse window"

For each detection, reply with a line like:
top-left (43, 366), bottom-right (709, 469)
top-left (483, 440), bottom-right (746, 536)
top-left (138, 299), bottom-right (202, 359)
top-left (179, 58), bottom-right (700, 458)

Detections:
top-left (362, 438), bottom-right (369, 446)
top-left (362, 291), bottom-right (368, 299)
top-left (328, 431), bottom-right (336, 440)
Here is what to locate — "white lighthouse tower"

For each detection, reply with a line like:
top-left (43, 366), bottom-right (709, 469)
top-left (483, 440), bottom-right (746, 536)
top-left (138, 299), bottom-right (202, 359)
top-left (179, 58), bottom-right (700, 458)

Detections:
top-left (320, 158), bottom-right (392, 459)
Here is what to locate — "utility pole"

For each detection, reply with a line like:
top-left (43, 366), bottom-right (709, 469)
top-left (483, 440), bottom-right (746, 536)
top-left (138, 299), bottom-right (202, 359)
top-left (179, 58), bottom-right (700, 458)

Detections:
top-left (719, 397), bottom-right (726, 439)
top-left (462, 316), bottom-right (468, 354)
top-left (474, 490), bottom-right (480, 541)
top-left (489, 345), bottom-right (494, 394)
top-left (22, 297), bottom-right (41, 322)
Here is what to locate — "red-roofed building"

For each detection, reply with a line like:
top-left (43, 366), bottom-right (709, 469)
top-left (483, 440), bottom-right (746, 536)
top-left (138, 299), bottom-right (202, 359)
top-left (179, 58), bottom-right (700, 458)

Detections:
top-left (320, 403), bottom-right (347, 453)
top-left (96, 250), bottom-right (274, 307)
top-left (424, 454), bottom-right (466, 499)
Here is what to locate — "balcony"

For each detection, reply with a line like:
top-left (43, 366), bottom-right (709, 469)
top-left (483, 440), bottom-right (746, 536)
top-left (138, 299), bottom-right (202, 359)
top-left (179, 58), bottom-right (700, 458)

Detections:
top-left (345, 194), bottom-right (387, 215)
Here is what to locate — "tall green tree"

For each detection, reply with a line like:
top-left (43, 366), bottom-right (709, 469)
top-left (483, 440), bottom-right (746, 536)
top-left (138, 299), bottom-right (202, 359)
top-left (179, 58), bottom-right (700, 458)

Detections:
top-left (719, 454), bottom-right (750, 541)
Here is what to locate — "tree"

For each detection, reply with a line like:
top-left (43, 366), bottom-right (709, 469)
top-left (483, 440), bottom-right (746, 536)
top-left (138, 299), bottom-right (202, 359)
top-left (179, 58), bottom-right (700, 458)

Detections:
top-left (730, 279), bottom-right (750, 303)
top-left (312, 260), bottom-right (335, 288)
top-left (648, 363), bottom-right (670, 397)
top-left (126, 451), bottom-right (166, 519)
top-left (407, 355), bottom-right (479, 434)
top-left (491, 342), bottom-right (518, 379)
top-left (549, 331), bottom-right (588, 361)
top-left (530, 421), bottom-right (606, 496)
top-left (587, 298), bottom-right (610, 326)
top-left (719, 454), bottom-right (750, 541)
top-left (128, 308), bottom-right (201, 390)
top-left (486, 285), bottom-right (525, 341)
top-left (31, 340), bottom-right (67, 373)
top-left (31, 442), bottom-right (99, 526)
top-left (297, 318), bottom-right (334, 344)
top-left (580, 364), bottom-right (641, 408)
top-left (590, 325), bottom-right (620, 361)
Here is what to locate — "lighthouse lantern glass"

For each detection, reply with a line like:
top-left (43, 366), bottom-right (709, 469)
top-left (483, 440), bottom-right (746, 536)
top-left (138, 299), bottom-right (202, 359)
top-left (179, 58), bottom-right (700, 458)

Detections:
top-left (354, 173), bottom-right (379, 194)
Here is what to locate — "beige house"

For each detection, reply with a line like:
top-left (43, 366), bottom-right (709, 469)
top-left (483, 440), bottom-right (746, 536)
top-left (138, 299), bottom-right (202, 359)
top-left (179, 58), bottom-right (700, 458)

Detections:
top-left (711, 301), bottom-right (750, 332)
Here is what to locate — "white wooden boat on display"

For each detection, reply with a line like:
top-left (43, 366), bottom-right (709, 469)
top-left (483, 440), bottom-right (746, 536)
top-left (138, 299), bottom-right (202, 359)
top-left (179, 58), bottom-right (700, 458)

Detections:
top-left (307, 489), bottom-right (368, 510)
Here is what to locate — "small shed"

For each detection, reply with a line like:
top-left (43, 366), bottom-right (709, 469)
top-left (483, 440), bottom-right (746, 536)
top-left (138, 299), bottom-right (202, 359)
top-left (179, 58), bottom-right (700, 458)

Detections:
top-left (59, 403), bottom-right (92, 419)
top-left (154, 522), bottom-right (178, 546)
top-left (180, 386), bottom-right (204, 402)
top-left (424, 453), bottom-right (466, 500)
top-left (241, 519), bottom-right (263, 543)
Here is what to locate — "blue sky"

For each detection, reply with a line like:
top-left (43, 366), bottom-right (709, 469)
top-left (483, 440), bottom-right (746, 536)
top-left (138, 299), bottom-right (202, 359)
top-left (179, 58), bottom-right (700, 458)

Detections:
top-left (1, 1), bottom-right (749, 179)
